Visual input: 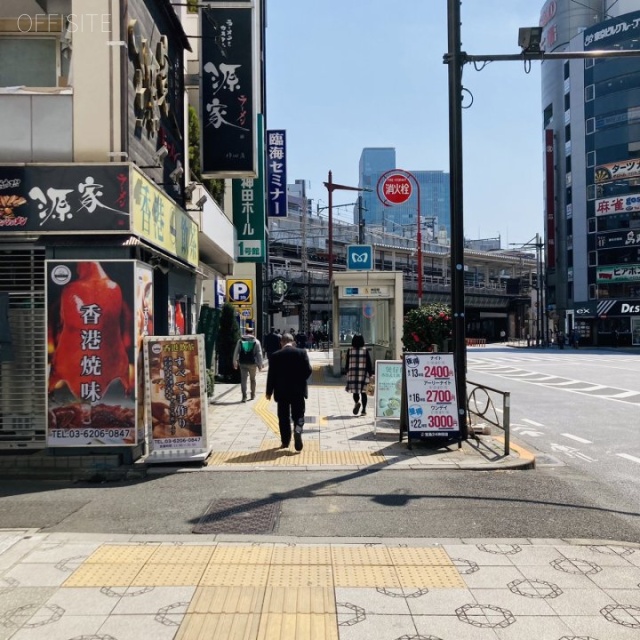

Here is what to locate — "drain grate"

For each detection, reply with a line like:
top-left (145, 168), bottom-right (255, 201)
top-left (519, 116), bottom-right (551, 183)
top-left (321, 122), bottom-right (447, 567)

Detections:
top-left (193, 498), bottom-right (282, 534)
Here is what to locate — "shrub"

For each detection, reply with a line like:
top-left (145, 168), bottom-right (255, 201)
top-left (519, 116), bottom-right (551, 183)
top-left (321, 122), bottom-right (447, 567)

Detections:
top-left (216, 302), bottom-right (241, 381)
top-left (402, 303), bottom-right (452, 352)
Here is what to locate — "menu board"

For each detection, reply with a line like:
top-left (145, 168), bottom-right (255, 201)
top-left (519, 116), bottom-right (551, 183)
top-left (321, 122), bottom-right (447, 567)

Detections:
top-left (404, 352), bottom-right (460, 439)
top-left (143, 335), bottom-right (210, 462)
top-left (374, 360), bottom-right (403, 420)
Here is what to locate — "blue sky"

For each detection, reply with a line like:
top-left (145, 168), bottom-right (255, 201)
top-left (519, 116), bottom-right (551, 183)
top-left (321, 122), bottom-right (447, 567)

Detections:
top-left (265, 0), bottom-right (544, 247)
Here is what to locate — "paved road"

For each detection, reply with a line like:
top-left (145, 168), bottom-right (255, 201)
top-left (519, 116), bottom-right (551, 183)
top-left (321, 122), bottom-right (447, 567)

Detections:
top-left (468, 346), bottom-right (640, 535)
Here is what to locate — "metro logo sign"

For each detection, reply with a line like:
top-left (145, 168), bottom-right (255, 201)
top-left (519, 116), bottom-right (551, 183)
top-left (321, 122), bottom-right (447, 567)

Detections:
top-left (381, 173), bottom-right (412, 205)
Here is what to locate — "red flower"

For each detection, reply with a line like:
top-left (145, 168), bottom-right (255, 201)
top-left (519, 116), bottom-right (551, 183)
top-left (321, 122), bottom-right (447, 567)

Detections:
top-left (428, 316), bottom-right (433, 322)
top-left (439, 312), bottom-right (445, 318)
top-left (412, 332), bottom-right (420, 342)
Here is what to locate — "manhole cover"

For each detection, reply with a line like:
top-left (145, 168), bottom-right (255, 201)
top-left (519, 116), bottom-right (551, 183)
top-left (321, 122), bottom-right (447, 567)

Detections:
top-left (193, 498), bottom-right (281, 534)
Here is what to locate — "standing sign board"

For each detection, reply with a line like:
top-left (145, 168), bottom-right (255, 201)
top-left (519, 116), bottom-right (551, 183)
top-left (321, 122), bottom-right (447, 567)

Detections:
top-left (143, 335), bottom-right (211, 463)
top-left (373, 360), bottom-right (402, 434)
top-left (402, 352), bottom-right (460, 442)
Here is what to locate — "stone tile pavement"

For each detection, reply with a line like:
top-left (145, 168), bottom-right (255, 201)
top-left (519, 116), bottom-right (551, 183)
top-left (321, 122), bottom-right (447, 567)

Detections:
top-left (1, 529), bottom-right (640, 639)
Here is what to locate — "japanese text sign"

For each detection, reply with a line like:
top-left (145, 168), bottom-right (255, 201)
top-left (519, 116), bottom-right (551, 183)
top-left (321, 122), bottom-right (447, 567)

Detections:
top-left (232, 115), bottom-right (266, 262)
top-left (404, 352), bottom-right (460, 438)
top-left (131, 168), bottom-right (198, 266)
top-left (200, 6), bottom-right (256, 177)
top-left (266, 129), bottom-right (287, 217)
top-left (374, 360), bottom-right (403, 420)
top-left (144, 335), bottom-right (207, 453)
top-left (46, 260), bottom-right (138, 447)
top-left (0, 165), bottom-right (130, 233)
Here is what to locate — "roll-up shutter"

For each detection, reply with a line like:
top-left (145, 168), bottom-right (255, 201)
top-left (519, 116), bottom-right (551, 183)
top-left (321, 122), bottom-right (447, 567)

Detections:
top-left (0, 246), bottom-right (46, 449)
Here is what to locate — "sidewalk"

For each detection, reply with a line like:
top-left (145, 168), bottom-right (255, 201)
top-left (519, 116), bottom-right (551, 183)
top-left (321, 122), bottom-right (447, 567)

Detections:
top-left (1, 529), bottom-right (639, 639)
top-left (168, 350), bottom-right (534, 475)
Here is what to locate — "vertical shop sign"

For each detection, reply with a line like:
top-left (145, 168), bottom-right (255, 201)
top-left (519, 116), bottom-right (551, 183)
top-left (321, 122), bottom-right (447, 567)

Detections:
top-left (143, 335), bottom-right (210, 460)
top-left (266, 129), bottom-right (287, 217)
top-left (544, 129), bottom-right (556, 269)
top-left (46, 260), bottom-right (137, 447)
top-left (232, 115), bottom-right (265, 262)
top-left (200, 5), bottom-right (256, 177)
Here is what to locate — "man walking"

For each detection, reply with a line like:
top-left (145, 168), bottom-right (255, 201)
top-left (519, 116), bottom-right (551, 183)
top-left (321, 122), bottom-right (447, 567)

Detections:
top-left (263, 327), bottom-right (280, 361)
top-left (265, 332), bottom-right (312, 451)
top-left (233, 326), bottom-right (263, 402)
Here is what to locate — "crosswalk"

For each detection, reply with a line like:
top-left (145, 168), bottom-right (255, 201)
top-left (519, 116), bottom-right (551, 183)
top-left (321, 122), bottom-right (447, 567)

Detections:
top-left (467, 356), bottom-right (640, 404)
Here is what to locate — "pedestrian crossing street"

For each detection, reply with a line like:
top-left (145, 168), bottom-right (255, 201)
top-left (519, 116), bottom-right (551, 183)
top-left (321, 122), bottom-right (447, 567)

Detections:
top-left (467, 353), bottom-right (640, 404)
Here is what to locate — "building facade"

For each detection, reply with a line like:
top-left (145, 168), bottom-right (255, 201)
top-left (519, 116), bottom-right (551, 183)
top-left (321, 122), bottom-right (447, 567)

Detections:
top-left (357, 147), bottom-right (451, 242)
top-left (541, 0), bottom-right (640, 346)
top-left (0, 0), bottom-right (238, 455)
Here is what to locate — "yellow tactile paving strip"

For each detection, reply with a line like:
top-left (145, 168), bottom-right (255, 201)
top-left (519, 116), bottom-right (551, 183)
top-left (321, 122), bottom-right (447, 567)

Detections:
top-left (207, 450), bottom-right (386, 467)
top-left (64, 543), bottom-right (464, 639)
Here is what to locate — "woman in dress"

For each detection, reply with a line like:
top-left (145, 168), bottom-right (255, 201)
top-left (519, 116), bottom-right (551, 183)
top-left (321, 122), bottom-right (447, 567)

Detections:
top-left (344, 334), bottom-right (373, 416)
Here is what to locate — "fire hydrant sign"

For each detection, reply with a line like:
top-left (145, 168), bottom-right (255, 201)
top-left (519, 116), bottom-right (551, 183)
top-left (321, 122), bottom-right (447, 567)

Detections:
top-left (404, 352), bottom-right (460, 438)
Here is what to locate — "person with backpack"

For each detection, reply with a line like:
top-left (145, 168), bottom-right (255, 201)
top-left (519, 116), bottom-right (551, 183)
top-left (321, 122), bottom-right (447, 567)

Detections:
top-left (233, 326), bottom-right (264, 402)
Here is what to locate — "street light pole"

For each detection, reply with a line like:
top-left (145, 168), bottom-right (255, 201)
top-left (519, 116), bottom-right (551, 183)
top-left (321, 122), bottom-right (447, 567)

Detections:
top-left (445, 0), bottom-right (468, 440)
top-left (323, 171), bottom-right (368, 281)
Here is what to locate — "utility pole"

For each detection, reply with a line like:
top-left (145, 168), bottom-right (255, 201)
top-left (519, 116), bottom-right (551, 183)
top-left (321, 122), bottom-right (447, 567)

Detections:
top-left (301, 188), bottom-right (309, 336)
top-left (357, 196), bottom-right (365, 244)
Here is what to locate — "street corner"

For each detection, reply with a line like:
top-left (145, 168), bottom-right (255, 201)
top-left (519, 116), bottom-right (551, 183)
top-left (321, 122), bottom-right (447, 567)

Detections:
top-left (489, 435), bottom-right (537, 470)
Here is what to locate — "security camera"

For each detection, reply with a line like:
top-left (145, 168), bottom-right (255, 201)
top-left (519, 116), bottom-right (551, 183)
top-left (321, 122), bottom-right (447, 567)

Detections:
top-left (518, 27), bottom-right (543, 53)
top-left (195, 195), bottom-right (207, 208)
top-left (154, 145), bottom-right (169, 165)
top-left (184, 181), bottom-right (197, 200)
top-left (169, 161), bottom-right (184, 184)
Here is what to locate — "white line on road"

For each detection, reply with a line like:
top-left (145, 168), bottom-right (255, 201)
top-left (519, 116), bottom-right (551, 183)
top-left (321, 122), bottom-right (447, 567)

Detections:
top-left (523, 419), bottom-right (544, 427)
top-left (617, 453), bottom-right (640, 465)
top-left (561, 433), bottom-right (592, 444)
top-left (605, 390), bottom-right (640, 399)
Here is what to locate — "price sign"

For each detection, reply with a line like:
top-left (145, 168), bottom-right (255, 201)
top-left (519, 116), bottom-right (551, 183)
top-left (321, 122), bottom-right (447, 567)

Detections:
top-left (403, 352), bottom-right (459, 438)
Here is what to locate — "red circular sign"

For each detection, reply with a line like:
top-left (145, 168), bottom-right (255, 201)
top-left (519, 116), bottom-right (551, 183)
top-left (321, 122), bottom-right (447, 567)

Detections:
top-left (381, 173), bottom-right (412, 205)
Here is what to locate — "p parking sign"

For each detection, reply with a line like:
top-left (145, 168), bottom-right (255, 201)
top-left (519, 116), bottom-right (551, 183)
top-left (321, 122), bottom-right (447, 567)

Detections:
top-left (227, 279), bottom-right (253, 305)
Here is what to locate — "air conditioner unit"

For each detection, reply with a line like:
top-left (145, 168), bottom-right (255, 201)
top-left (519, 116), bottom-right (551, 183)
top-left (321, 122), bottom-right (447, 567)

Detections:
top-left (4, 414), bottom-right (34, 432)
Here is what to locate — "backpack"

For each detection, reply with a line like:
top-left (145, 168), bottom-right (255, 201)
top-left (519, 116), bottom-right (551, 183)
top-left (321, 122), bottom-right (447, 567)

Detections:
top-left (238, 340), bottom-right (257, 364)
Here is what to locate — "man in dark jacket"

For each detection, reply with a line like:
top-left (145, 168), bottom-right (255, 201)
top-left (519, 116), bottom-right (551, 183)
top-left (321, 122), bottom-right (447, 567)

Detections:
top-left (265, 332), bottom-right (312, 451)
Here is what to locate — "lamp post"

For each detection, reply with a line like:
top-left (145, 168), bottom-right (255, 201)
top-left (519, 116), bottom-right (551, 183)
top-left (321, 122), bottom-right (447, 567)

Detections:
top-left (323, 171), bottom-right (368, 282)
top-left (376, 169), bottom-right (423, 306)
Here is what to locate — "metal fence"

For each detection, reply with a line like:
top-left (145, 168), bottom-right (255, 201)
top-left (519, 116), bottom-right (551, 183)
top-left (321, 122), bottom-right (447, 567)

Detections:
top-left (467, 380), bottom-right (510, 455)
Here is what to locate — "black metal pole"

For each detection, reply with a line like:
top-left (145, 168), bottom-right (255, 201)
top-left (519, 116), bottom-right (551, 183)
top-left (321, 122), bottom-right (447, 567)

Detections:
top-left (446, 0), bottom-right (467, 440)
top-left (358, 195), bottom-right (364, 244)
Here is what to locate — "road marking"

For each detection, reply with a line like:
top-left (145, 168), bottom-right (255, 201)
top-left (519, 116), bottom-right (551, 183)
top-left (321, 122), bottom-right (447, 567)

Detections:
top-left (617, 453), bottom-right (640, 465)
top-left (606, 390), bottom-right (640, 399)
top-left (550, 443), bottom-right (596, 462)
top-left (523, 419), bottom-right (544, 427)
top-left (561, 433), bottom-right (592, 444)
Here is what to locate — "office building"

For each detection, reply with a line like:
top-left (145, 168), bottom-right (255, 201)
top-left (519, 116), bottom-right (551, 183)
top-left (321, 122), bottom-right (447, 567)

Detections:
top-left (541, 0), bottom-right (640, 346)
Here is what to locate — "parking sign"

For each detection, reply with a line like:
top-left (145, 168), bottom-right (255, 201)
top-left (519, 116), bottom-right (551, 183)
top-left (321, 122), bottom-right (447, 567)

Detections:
top-left (226, 279), bottom-right (253, 305)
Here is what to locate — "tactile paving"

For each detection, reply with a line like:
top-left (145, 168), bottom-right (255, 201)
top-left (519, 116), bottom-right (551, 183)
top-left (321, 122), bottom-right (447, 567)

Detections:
top-left (331, 546), bottom-right (393, 565)
top-left (200, 563), bottom-right (270, 587)
top-left (267, 565), bottom-right (333, 588)
top-left (131, 563), bottom-right (207, 586)
top-left (209, 545), bottom-right (274, 565)
top-left (256, 613), bottom-right (339, 640)
top-left (271, 546), bottom-right (332, 565)
top-left (262, 587), bottom-right (336, 614)
top-left (149, 545), bottom-right (215, 564)
top-left (332, 564), bottom-right (400, 588)
top-left (395, 564), bottom-right (465, 588)
top-left (85, 544), bottom-right (157, 564)
top-left (387, 546), bottom-right (453, 566)
top-left (176, 613), bottom-right (261, 640)
top-left (63, 563), bottom-right (144, 587)
top-left (188, 586), bottom-right (266, 614)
